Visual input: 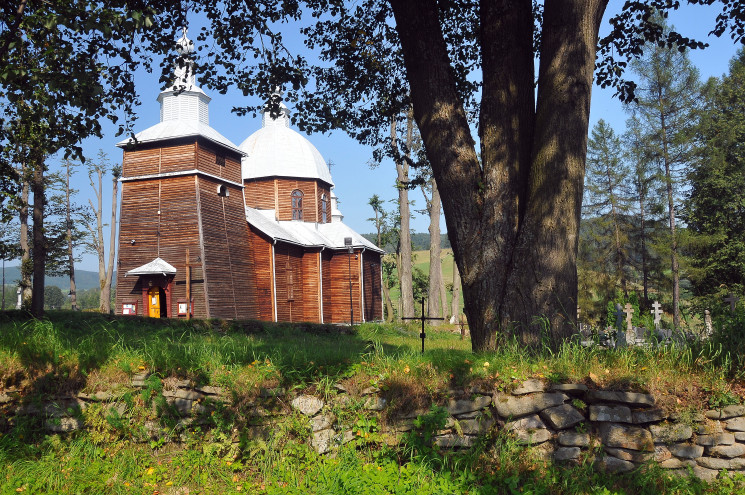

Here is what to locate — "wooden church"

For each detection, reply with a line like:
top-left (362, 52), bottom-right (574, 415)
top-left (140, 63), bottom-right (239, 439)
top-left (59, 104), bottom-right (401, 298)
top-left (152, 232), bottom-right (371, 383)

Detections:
top-left (115, 31), bottom-right (383, 324)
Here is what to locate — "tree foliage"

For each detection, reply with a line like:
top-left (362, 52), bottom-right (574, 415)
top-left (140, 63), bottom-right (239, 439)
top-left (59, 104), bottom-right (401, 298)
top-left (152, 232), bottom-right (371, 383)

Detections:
top-left (685, 49), bottom-right (745, 304)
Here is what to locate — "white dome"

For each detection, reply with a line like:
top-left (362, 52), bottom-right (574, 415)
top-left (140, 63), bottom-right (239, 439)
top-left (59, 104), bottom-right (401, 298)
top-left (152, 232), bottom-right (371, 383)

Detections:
top-left (240, 107), bottom-right (334, 186)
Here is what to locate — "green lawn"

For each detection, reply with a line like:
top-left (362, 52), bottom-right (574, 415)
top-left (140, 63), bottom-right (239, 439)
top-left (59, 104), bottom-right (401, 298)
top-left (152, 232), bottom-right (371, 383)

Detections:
top-left (1, 311), bottom-right (744, 494)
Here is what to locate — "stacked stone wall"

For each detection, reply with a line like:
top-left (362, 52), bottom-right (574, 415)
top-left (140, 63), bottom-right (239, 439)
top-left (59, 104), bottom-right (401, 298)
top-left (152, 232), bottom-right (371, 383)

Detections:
top-left (2, 374), bottom-right (744, 482)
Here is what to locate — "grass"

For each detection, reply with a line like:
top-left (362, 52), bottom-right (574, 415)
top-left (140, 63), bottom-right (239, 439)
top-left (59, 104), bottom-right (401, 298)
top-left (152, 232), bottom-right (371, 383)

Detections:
top-left (1, 310), bottom-right (745, 493)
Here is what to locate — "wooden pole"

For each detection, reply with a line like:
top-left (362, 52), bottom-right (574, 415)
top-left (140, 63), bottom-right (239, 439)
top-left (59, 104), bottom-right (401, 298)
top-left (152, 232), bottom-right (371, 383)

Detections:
top-left (186, 248), bottom-right (191, 320)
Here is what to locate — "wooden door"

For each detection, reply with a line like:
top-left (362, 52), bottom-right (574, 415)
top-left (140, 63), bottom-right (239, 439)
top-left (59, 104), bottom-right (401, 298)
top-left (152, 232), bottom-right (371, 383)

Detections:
top-left (148, 287), bottom-right (161, 318)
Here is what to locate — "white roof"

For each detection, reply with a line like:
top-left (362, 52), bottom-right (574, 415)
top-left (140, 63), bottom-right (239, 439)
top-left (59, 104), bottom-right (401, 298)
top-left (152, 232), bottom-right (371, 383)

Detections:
top-left (245, 206), bottom-right (383, 253)
top-left (116, 119), bottom-right (244, 155)
top-left (125, 257), bottom-right (177, 277)
top-left (240, 109), bottom-right (334, 186)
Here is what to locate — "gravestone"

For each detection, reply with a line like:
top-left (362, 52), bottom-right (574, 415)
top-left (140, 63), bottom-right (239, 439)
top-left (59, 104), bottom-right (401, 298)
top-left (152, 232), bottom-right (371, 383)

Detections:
top-left (624, 303), bottom-right (635, 344)
top-left (651, 301), bottom-right (663, 329)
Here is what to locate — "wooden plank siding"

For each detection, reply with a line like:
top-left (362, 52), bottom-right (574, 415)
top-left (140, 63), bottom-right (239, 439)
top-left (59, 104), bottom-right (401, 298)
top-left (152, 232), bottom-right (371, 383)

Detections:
top-left (322, 250), bottom-right (333, 323)
top-left (196, 142), bottom-right (242, 183)
top-left (363, 252), bottom-right (383, 321)
top-left (158, 143), bottom-right (196, 175)
top-left (273, 243), bottom-right (304, 322)
top-left (115, 177), bottom-right (209, 318)
top-left (301, 249), bottom-right (322, 322)
top-left (317, 184), bottom-right (331, 223)
top-left (247, 226), bottom-right (275, 321)
top-left (276, 178), bottom-right (318, 222)
top-left (244, 179), bottom-right (276, 211)
top-left (326, 250), bottom-right (362, 323)
top-left (197, 176), bottom-right (258, 320)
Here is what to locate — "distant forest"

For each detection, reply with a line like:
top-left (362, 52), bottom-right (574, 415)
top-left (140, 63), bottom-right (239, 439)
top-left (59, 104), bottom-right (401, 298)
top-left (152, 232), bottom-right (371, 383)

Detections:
top-left (362, 232), bottom-right (452, 252)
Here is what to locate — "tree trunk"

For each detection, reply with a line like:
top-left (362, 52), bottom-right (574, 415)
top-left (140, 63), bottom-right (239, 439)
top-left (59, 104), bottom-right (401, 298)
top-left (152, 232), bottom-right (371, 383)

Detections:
top-left (392, 115), bottom-right (414, 318)
top-left (19, 169), bottom-right (31, 308)
top-left (65, 162), bottom-right (77, 310)
top-left (607, 169), bottom-right (627, 297)
top-left (390, 0), bottom-right (607, 350)
top-left (424, 179), bottom-right (444, 322)
top-left (382, 268), bottom-right (394, 322)
top-left (101, 174), bottom-right (118, 314)
top-left (30, 158), bottom-right (45, 317)
top-left (659, 100), bottom-right (681, 329)
top-left (638, 180), bottom-right (649, 307)
top-left (451, 255), bottom-right (461, 319)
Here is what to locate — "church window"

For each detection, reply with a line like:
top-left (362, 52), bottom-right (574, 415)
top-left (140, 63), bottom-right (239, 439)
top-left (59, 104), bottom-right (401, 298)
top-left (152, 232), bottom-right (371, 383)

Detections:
top-left (321, 193), bottom-right (328, 223)
top-left (291, 189), bottom-right (303, 220)
top-left (216, 154), bottom-right (225, 166)
top-left (217, 184), bottom-right (229, 197)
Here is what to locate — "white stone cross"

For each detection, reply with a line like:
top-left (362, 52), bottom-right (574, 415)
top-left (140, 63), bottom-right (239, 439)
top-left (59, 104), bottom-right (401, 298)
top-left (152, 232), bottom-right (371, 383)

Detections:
top-left (651, 301), bottom-right (663, 329)
top-left (724, 293), bottom-right (739, 313)
top-left (15, 287), bottom-right (21, 310)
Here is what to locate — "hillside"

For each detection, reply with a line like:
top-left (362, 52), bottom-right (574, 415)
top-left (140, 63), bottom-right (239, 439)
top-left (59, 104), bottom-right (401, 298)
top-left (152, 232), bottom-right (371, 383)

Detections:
top-left (361, 232), bottom-right (452, 252)
top-left (0, 266), bottom-right (110, 291)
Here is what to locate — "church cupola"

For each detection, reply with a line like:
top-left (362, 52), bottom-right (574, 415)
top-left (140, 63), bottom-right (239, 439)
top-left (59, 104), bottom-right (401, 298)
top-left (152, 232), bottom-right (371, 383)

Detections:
top-left (157, 28), bottom-right (211, 125)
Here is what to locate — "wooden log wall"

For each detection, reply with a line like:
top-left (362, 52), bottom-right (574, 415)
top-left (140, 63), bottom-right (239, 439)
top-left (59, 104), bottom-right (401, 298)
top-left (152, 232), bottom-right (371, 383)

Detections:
top-left (115, 176), bottom-right (208, 318)
top-left (363, 253), bottom-right (383, 321)
top-left (248, 226), bottom-right (275, 321)
top-left (197, 176), bottom-right (258, 320)
top-left (196, 142), bottom-right (241, 183)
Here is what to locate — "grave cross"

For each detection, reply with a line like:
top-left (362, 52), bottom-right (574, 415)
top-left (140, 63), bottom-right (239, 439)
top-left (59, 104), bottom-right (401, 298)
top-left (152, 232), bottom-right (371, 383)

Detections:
top-left (651, 301), bottom-right (663, 329)
top-left (724, 293), bottom-right (739, 313)
top-left (402, 297), bottom-right (445, 354)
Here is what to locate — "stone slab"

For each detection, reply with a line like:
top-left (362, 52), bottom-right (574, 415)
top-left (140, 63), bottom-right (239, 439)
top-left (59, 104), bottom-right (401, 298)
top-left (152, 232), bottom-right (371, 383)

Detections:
top-left (540, 404), bottom-right (585, 430)
top-left (512, 379), bottom-right (545, 395)
top-left (586, 390), bottom-right (654, 407)
top-left (600, 455), bottom-right (635, 473)
top-left (554, 447), bottom-right (581, 461)
top-left (549, 383), bottom-right (588, 395)
top-left (599, 424), bottom-right (653, 451)
top-left (659, 458), bottom-right (696, 469)
top-left (705, 405), bottom-right (745, 420)
top-left (604, 447), bottom-right (653, 463)
top-left (696, 433), bottom-right (735, 446)
top-left (434, 434), bottom-right (476, 448)
top-left (446, 396), bottom-right (491, 415)
top-left (505, 414), bottom-right (547, 432)
top-left (589, 405), bottom-right (632, 423)
top-left (632, 409), bottom-right (666, 424)
top-left (493, 392), bottom-right (566, 419)
top-left (726, 417), bottom-right (745, 432)
top-left (558, 431), bottom-right (591, 447)
top-left (291, 395), bottom-right (324, 416)
top-left (708, 443), bottom-right (745, 458)
top-left (668, 442), bottom-right (704, 459)
top-left (513, 428), bottom-right (552, 445)
top-left (650, 423), bottom-right (693, 443)
top-left (697, 456), bottom-right (745, 471)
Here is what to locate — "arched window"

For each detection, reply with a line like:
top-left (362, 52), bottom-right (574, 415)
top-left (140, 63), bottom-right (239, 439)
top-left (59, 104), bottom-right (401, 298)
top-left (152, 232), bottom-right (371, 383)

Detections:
top-left (321, 193), bottom-right (328, 223)
top-left (291, 189), bottom-right (303, 220)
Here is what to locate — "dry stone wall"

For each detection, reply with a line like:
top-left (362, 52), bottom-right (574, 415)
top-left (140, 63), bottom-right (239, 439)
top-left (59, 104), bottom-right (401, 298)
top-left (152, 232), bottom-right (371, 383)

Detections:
top-left (2, 373), bottom-right (744, 482)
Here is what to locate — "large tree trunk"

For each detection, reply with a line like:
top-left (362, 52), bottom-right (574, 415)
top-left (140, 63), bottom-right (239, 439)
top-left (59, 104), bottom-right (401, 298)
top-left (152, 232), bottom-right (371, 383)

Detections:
top-left (392, 116), bottom-right (415, 318)
top-left (390, 0), bottom-right (607, 351)
top-left (65, 162), bottom-right (77, 311)
top-left (30, 158), bottom-right (45, 317)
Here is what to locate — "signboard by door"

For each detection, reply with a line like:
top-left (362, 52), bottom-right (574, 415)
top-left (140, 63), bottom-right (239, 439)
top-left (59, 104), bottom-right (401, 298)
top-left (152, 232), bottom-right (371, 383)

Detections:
top-left (148, 287), bottom-right (161, 318)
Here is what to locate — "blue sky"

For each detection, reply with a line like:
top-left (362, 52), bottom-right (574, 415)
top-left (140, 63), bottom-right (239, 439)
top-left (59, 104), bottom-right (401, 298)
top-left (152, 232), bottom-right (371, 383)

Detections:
top-left (21, 4), bottom-right (745, 272)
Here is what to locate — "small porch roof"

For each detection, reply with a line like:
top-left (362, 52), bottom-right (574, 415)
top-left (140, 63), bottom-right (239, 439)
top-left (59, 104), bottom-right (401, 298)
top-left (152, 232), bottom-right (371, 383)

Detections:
top-left (125, 257), bottom-right (177, 277)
